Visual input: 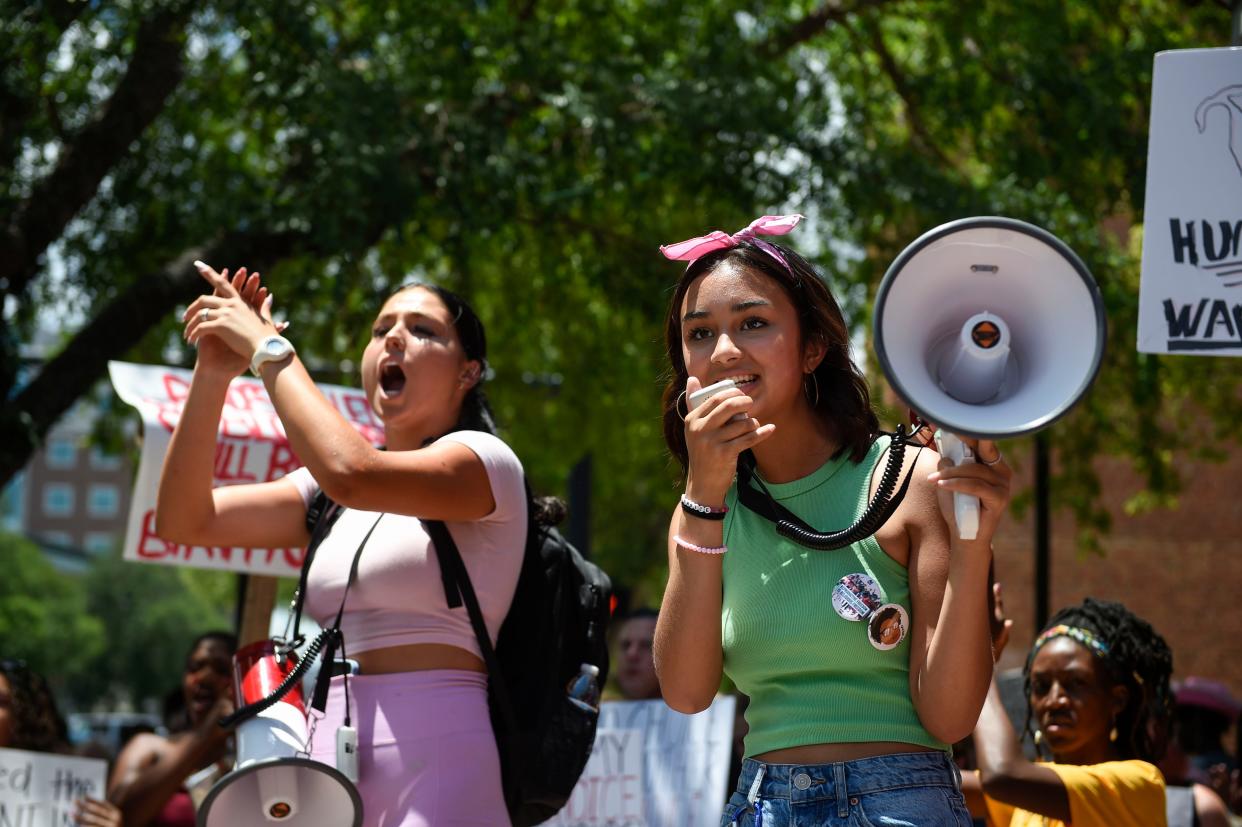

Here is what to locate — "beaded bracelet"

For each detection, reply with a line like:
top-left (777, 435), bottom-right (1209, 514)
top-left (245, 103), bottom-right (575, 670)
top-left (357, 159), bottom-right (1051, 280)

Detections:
top-left (680, 494), bottom-right (728, 521)
top-left (673, 534), bottom-right (727, 555)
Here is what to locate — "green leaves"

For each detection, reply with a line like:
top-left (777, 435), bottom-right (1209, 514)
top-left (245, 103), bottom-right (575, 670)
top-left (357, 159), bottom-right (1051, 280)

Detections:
top-left (5, 0), bottom-right (1239, 627)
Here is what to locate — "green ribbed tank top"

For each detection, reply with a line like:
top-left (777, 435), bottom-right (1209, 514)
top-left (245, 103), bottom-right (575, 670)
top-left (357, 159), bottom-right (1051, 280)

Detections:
top-left (721, 435), bottom-right (947, 757)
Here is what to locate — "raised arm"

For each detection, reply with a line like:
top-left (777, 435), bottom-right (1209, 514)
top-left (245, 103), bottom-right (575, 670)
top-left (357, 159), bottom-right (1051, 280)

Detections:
top-left (654, 378), bottom-right (773, 713)
top-left (107, 699), bottom-right (233, 827)
top-left (972, 675), bottom-right (1071, 821)
top-left (906, 438), bottom-right (1012, 744)
top-left (156, 268), bottom-right (309, 549)
top-left (181, 263), bottom-right (496, 521)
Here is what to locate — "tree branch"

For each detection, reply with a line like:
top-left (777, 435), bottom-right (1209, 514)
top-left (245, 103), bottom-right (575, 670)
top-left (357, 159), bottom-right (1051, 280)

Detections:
top-left (0, 230), bottom-right (304, 487)
top-left (0, 3), bottom-right (191, 297)
top-left (0, 2), bottom-right (91, 172)
top-left (861, 18), bottom-right (956, 170)
top-left (764, 0), bottom-right (906, 57)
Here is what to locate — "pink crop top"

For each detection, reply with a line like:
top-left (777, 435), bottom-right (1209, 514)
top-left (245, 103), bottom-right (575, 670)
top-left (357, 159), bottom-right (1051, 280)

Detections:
top-left (288, 430), bottom-right (527, 659)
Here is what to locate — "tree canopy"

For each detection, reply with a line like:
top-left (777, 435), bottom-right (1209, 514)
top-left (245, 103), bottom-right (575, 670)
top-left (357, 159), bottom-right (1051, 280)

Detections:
top-left (3, 0), bottom-right (1238, 615)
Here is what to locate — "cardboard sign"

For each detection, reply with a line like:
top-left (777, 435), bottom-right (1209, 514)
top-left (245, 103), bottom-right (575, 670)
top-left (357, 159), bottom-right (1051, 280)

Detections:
top-left (0, 748), bottom-right (108, 826)
top-left (109, 361), bottom-right (384, 576)
top-left (1138, 47), bottom-right (1242, 355)
top-left (547, 695), bottom-right (736, 827)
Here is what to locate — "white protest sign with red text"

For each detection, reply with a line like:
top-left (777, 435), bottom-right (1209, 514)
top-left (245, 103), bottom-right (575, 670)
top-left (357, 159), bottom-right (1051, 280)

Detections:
top-left (109, 361), bottom-right (384, 576)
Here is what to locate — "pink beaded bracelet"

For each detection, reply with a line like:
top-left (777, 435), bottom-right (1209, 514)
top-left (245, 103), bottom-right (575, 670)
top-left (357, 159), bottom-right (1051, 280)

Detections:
top-left (673, 534), bottom-right (727, 555)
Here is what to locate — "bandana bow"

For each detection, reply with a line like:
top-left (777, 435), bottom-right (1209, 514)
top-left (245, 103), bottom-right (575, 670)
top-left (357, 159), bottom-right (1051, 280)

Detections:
top-left (659, 214), bottom-right (804, 271)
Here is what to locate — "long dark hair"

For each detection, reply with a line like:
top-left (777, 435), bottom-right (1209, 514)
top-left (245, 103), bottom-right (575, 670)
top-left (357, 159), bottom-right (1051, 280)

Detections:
top-left (1023, 598), bottom-right (1174, 763)
top-left (390, 283), bottom-right (566, 525)
top-left (660, 241), bottom-right (879, 472)
top-left (393, 281), bottom-right (497, 436)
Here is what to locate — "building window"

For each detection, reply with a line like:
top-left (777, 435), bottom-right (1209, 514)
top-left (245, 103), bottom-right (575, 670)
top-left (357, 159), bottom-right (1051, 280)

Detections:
top-left (43, 483), bottom-right (74, 517)
top-left (87, 484), bottom-right (119, 518)
top-left (39, 530), bottom-right (74, 548)
top-left (84, 532), bottom-right (116, 553)
top-left (89, 447), bottom-right (123, 470)
top-left (46, 438), bottom-right (77, 469)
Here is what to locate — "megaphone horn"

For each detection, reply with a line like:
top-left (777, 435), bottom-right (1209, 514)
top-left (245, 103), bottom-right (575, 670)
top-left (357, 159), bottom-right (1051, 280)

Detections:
top-left (873, 216), bottom-right (1106, 537)
top-left (198, 640), bottom-right (362, 827)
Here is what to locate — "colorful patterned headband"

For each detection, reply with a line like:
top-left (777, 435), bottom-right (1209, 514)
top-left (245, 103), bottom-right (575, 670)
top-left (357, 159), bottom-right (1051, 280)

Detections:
top-left (659, 213), bottom-right (804, 272)
top-left (1032, 624), bottom-right (1111, 659)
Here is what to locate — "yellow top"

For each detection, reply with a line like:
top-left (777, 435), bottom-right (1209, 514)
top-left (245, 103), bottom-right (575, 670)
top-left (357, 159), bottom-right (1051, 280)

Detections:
top-left (984, 760), bottom-right (1167, 827)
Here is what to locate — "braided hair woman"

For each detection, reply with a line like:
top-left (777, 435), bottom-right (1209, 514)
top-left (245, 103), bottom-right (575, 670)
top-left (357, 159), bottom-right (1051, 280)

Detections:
top-left (965, 597), bottom-right (1175, 827)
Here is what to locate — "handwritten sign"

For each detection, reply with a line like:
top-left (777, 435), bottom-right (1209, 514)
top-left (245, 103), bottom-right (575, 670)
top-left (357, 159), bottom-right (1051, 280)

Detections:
top-left (1138, 47), bottom-right (1242, 355)
top-left (109, 361), bottom-right (385, 576)
top-left (0, 748), bottom-right (107, 826)
top-left (547, 695), bottom-right (736, 827)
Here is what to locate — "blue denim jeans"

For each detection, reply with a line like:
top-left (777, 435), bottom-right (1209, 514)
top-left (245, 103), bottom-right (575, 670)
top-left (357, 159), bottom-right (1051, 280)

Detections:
top-left (720, 751), bottom-right (972, 827)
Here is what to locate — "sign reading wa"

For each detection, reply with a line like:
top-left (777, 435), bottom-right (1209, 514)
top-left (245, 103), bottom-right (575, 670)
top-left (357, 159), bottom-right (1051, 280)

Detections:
top-left (1139, 47), bottom-right (1242, 356)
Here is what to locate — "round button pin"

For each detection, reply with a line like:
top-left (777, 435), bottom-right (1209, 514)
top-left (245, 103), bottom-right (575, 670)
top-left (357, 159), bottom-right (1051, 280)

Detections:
top-left (867, 603), bottom-right (910, 651)
top-left (831, 573), bottom-right (885, 622)
top-left (793, 772), bottom-right (812, 791)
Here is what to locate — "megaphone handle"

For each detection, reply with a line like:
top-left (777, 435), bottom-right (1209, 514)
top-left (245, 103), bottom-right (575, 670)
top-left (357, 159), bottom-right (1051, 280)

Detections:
top-left (934, 431), bottom-right (980, 541)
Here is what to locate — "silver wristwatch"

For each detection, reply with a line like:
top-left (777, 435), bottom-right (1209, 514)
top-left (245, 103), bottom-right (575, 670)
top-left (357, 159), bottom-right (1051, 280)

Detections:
top-left (250, 335), bottom-right (296, 377)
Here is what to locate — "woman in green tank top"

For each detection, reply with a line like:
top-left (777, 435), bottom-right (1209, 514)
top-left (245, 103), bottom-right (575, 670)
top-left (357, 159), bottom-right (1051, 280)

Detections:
top-left (652, 215), bottom-right (1013, 826)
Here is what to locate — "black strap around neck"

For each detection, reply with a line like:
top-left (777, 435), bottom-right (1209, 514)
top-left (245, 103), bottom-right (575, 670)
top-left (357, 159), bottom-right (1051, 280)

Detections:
top-left (309, 511), bottom-right (383, 715)
top-left (287, 492), bottom-right (342, 650)
top-left (734, 432), bottom-right (921, 550)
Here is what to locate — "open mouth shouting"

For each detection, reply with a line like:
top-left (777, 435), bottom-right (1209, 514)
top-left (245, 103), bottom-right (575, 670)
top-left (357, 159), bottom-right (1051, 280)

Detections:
top-left (379, 360), bottom-right (407, 398)
top-left (187, 686), bottom-right (219, 719)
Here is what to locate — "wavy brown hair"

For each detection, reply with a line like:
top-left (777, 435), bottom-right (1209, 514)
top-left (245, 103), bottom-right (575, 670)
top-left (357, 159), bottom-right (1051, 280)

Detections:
top-left (661, 240), bottom-right (878, 472)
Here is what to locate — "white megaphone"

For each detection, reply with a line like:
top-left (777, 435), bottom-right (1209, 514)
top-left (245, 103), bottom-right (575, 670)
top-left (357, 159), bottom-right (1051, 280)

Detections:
top-left (873, 217), bottom-right (1106, 539)
top-left (198, 640), bottom-right (362, 827)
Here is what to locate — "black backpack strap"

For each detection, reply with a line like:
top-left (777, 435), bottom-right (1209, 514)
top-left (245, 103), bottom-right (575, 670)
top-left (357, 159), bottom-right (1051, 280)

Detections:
top-left (424, 520), bottom-right (521, 745)
top-left (287, 488), bottom-right (342, 648)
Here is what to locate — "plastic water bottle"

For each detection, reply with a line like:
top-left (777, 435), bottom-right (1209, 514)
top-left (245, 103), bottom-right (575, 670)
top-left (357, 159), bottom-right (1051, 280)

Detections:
top-left (566, 663), bottom-right (600, 712)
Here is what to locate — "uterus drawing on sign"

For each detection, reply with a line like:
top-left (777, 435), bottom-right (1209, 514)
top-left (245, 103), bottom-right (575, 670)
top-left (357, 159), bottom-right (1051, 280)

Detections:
top-left (1196, 85), bottom-right (1242, 178)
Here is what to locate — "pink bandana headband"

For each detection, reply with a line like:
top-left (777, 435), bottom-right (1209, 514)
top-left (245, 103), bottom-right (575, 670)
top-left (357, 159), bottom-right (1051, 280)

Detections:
top-left (659, 213), bottom-right (804, 272)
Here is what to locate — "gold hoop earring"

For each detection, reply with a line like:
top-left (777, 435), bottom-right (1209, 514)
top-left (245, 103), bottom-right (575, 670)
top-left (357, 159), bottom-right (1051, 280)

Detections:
top-left (1109, 725), bottom-right (1118, 742)
top-left (675, 389), bottom-right (689, 422)
top-left (804, 372), bottom-right (820, 407)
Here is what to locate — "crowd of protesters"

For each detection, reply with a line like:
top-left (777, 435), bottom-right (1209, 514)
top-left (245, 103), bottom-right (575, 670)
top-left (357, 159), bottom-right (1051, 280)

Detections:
top-left (6, 219), bottom-right (1242, 827)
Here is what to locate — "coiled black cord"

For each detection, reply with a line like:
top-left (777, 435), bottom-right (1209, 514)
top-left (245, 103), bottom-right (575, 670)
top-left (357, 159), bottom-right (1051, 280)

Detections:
top-left (774, 431), bottom-right (908, 549)
top-left (218, 627), bottom-right (337, 729)
top-left (737, 426), bottom-right (921, 551)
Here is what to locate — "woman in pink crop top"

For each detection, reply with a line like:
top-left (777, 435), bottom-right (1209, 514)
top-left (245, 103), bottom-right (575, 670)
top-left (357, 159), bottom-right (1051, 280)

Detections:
top-left (156, 266), bottom-right (526, 825)
top-left (652, 216), bottom-right (1013, 826)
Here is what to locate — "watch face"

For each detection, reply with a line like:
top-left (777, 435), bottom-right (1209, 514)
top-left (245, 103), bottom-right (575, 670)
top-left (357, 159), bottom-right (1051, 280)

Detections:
top-left (266, 339), bottom-right (283, 356)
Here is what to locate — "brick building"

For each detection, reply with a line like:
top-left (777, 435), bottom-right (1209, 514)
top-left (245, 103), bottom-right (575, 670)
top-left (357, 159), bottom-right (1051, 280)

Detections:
top-left (992, 444), bottom-right (1242, 698)
top-left (3, 394), bottom-right (133, 571)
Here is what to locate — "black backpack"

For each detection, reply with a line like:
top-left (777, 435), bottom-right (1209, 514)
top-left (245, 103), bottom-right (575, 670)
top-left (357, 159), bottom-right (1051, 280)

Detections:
top-left (304, 484), bottom-right (612, 827)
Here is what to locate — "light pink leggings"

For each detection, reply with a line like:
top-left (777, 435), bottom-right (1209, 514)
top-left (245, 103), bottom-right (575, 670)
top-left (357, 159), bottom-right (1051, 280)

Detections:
top-left (309, 670), bottom-right (508, 827)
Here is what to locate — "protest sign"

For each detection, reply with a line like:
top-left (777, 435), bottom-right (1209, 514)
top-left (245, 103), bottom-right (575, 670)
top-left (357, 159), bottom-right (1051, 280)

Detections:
top-left (1139, 47), bottom-right (1242, 355)
top-left (109, 361), bottom-right (384, 576)
top-left (547, 695), bottom-right (736, 827)
top-left (0, 748), bottom-right (107, 827)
